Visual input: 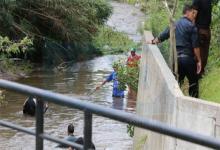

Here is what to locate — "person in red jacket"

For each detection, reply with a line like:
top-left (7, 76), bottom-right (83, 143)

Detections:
top-left (126, 48), bottom-right (141, 98)
top-left (127, 48), bottom-right (141, 67)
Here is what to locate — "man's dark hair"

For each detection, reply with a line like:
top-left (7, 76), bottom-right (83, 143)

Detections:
top-left (68, 123), bottom-right (74, 134)
top-left (182, 4), bottom-right (194, 14)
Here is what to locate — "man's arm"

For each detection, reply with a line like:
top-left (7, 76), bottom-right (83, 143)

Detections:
top-left (96, 73), bottom-right (113, 90)
top-left (147, 27), bottom-right (170, 44)
top-left (193, 47), bottom-right (202, 74)
top-left (191, 25), bottom-right (201, 74)
top-left (158, 27), bottom-right (170, 42)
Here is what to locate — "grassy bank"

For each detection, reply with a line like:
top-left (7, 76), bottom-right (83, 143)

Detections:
top-left (0, 59), bottom-right (32, 80)
top-left (93, 26), bottom-right (136, 54)
top-left (200, 68), bottom-right (220, 102)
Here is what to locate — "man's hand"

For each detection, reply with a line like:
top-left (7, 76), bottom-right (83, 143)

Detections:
top-left (196, 61), bottom-right (202, 74)
top-left (95, 85), bottom-right (101, 90)
top-left (193, 47), bottom-right (201, 74)
top-left (146, 37), bottom-right (160, 44)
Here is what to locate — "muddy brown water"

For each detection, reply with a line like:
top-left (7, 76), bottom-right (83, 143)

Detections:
top-left (0, 1), bottom-right (145, 150)
top-left (0, 55), bottom-right (136, 150)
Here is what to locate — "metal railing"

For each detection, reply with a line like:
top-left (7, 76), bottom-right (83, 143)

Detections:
top-left (1, 79), bottom-right (220, 150)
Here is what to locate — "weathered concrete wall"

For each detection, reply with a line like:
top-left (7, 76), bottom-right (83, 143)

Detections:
top-left (134, 31), bottom-right (220, 150)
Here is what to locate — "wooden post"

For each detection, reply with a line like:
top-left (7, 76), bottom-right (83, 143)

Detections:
top-left (164, 0), bottom-right (178, 80)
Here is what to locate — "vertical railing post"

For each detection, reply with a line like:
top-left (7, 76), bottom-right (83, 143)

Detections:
top-left (84, 111), bottom-right (93, 150)
top-left (36, 98), bottom-right (44, 150)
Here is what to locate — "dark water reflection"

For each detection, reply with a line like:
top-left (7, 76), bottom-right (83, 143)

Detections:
top-left (0, 55), bottom-right (136, 150)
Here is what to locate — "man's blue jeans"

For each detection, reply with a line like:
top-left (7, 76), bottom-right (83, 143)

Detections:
top-left (178, 56), bottom-right (199, 98)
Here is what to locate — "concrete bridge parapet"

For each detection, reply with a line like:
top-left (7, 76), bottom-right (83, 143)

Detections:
top-left (134, 31), bottom-right (220, 150)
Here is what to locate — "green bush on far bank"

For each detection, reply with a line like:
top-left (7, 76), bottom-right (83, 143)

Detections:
top-left (0, 36), bottom-right (33, 78)
top-left (93, 26), bottom-right (136, 54)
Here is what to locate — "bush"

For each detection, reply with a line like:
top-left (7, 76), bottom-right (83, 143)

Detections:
top-left (0, 36), bottom-right (33, 57)
top-left (0, 36), bottom-right (33, 76)
top-left (113, 59), bottom-right (140, 92)
top-left (93, 26), bottom-right (136, 54)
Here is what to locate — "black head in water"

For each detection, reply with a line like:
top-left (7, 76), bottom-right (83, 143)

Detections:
top-left (23, 96), bottom-right (48, 116)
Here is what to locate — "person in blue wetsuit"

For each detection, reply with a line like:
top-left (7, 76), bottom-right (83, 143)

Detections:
top-left (96, 64), bottom-right (124, 98)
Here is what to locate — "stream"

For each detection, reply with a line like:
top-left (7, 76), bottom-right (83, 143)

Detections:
top-left (0, 1), bottom-right (145, 150)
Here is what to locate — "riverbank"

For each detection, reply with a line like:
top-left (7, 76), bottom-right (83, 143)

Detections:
top-left (0, 60), bottom-right (32, 81)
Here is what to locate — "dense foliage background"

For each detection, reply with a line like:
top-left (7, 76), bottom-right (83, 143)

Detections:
top-left (0, 0), bottom-right (112, 66)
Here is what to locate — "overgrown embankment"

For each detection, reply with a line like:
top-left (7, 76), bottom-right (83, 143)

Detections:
top-left (0, 0), bottom-right (112, 66)
top-left (0, 0), bottom-right (140, 79)
top-left (0, 0), bottom-right (113, 78)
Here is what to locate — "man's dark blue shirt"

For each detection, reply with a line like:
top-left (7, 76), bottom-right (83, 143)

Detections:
top-left (158, 17), bottom-right (199, 57)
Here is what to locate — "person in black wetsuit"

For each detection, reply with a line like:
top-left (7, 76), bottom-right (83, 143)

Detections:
top-left (150, 4), bottom-right (202, 98)
top-left (23, 96), bottom-right (48, 116)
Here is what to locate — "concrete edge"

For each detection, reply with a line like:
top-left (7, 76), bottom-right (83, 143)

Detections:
top-left (144, 31), bottom-right (183, 97)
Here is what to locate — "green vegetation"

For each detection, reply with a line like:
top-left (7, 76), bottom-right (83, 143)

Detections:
top-left (0, 0), bottom-right (139, 78)
top-left (0, 0), bottom-right (112, 43)
top-left (93, 26), bottom-right (136, 54)
top-left (200, 68), bottom-right (220, 102)
top-left (0, 0), bottom-right (112, 67)
top-left (134, 134), bottom-right (148, 150)
top-left (127, 124), bottom-right (134, 137)
top-left (0, 36), bottom-right (33, 57)
top-left (113, 59), bottom-right (140, 92)
top-left (0, 36), bottom-right (33, 78)
top-left (115, 0), bottom-right (138, 4)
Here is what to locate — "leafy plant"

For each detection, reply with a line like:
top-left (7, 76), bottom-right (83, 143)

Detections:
top-left (93, 26), bottom-right (136, 54)
top-left (127, 124), bottom-right (134, 137)
top-left (0, 0), bottom-right (112, 44)
top-left (0, 0), bottom-right (113, 65)
top-left (0, 36), bottom-right (33, 57)
top-left (113, 58), bottom-right (140, 92)
top-left (0, 35), bottom-right (33, 78)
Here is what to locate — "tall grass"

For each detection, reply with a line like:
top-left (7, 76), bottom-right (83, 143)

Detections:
top-left (93, 26), bottom-right (136, 54)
